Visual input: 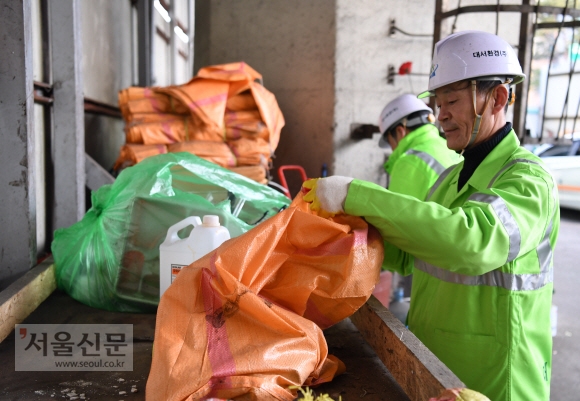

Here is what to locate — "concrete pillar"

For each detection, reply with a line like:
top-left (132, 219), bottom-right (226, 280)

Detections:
top-left (136, 0), bottom-right (153, 87)
top-left (0, 0), bottom-right (37, 289)
top-left (49, 0), bottom-right (86, 229)
top-left (333, 0), bottom-right (435, 184)
top-left (194, 0), bottom-right (336, 186)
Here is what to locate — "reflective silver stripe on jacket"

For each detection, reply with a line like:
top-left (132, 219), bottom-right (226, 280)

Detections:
top-left (488, 157), bottom-right (558, 269)
top-left (488, 158), bottom-right (539, 188)
top-left (414, 258), bottom-right (553, 291)
top-left (405, 150), bottom-right (447, 175)
top-left (416, 157), bottom-right (556, 291)
top-left (537, 219), bottom-right (554, 280)
top-left (426, 165), bottom-right (456, 201)
top-left (468, 193), bottom-right (520, 263)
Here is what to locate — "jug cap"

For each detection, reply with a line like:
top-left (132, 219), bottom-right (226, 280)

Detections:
top-left (202, 215), bottom-right (220, 227)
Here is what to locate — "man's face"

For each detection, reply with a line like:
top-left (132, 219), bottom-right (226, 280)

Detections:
top-left (434, 81), bottom-right (475, 151)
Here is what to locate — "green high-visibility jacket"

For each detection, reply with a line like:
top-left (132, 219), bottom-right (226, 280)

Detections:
top-left (384, 124), bottom-right (461, 200)
top-left (345, 130), bottom-right (559, 401)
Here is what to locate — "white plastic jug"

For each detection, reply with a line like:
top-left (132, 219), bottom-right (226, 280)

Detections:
top-left (159, 215), bottom-right (230, 297)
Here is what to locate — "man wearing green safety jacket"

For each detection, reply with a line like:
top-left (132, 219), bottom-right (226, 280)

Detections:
top-left (378, 93), bottom-right (461, 201)
top-left (303, 30), bottom-right (559, 401)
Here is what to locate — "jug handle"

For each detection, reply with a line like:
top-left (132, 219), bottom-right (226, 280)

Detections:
top-left (163, 216), bottom-right (202, 244)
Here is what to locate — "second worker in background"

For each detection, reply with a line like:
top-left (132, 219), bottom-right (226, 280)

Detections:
top-left (378, 94), bottom-right (461, 308)
top-left (379, 93), bottom-right (461, 201)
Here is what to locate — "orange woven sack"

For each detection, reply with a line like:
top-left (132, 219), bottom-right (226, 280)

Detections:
top-left (196, 61), bottom-right (262, 97)
top-left (225, 125), bottom-right (270, 141)
top-left (225, 109), bottom-right (262, 124)
top-left (121, 89), bottom-right (189, 118)
top-left (164, 62), bottom-right (285, 151)
top-left (146, 194), bottom-right (383, 400)
top-left (125, 118), bottom-right (193, 144)
top-left (228, 137), bottom-right (272, 167)
top-left (228, 165), bottom-right (268, 184)
top-left (168, 141), bottom-right (237, 168)
top-left (124, 112), bottom-right (187, 126)
top-left (113, 144), bottom-right (167, 171)
top-left (226, 92), bottom-right (258, 111)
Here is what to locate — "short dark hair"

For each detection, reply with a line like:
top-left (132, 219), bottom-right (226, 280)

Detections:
top-left (386, 110), bottom-right (431, 138)
top-left (455, 79), bottom-right (502, 96)
top-left (475, 80), bottom-right (502, 96)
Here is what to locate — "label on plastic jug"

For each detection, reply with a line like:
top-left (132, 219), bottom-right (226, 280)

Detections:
top-left (171, 264), bottom-right (186, 283)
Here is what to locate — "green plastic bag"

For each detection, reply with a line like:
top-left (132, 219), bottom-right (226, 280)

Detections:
top-left (52, 153), bottom-right (290, 312)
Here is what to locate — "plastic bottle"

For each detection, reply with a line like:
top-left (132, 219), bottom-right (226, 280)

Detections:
top-left (389, 287), bottom-right (410, 325)
top-left (159, 215), bottom-right (230, 297)
top-left (321, 163), bottom-right (328, 177)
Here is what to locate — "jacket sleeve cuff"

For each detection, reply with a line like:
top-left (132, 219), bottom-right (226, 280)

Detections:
top-left (345, 179), bottom-right (387, 215)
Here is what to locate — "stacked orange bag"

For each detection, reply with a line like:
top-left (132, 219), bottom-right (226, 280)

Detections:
top-left (115, 62), bottom-right (285, 184)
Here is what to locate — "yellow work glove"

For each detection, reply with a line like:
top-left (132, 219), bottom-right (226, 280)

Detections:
top-left (302, 176), bottom-right (354, 218)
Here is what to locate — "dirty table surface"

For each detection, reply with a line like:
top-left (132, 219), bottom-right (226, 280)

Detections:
top-left (0, 290), bottom-right (409, 401)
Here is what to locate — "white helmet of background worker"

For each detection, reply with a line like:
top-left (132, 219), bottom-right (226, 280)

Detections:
top-left (378, 94), bottom-right (434, 148)
top-left (417, 30), bottom-right (525, 150)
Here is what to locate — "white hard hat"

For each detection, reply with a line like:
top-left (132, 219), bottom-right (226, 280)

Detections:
top-left (378, 94), bottom-right (432, 148)
top-left (418, 30), bottom-right (525, 98)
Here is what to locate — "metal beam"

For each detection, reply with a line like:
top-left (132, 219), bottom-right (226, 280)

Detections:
top-left (514, 0), bottom-right (535, 143)
top-left (441, 4), bottom-right (580, 19)
top-left (85, 153), bottom-right (115, 192)
top-left (536, 20), bottom-right (580, 30)
top-left (188, 0), bottom-right (195, 77)
top-left (193, 0), bottom-right (211, 74)
top-left (0, 0), bottom-right (36, 290)
top-left (169, 0), bottom-right (177, 84)
top-left (429, 0), bottom-right (444, 111)
top-left (136, 0), bottom-right (152, 87)
top-left (48, 0), bottom-right (85, 230)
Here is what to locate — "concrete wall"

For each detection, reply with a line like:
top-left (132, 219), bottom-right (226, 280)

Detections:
top-left (333, 0), bottom-right (435, 184)
top-left (195, 0), bottom-right (437, 188)
top-left (80, 0), bottom-right (133, 171)
top-left (195, 0), bottom-right (336, 189)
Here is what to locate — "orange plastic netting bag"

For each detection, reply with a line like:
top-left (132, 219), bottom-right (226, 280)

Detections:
top-left (146, 194), bottom-right (384, 401)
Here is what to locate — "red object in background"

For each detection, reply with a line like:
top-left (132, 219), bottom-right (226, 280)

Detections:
top-left (277, 165), bottom-right (308, 199)
top-left (399, 61), bottom-right (413, 75)
top-left (372, 270), bottom-right (392, 308)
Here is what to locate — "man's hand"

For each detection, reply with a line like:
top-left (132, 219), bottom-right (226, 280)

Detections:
top-left (302, 176), bottom-right (354, 217)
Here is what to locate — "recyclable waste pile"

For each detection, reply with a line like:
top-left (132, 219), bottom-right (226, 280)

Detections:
top-left (115, 61), bottom-right (285, 184)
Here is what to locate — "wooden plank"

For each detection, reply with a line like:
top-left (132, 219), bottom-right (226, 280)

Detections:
top-left (0, 258), bottom-right (56, 343)
top-left (350, 295), bottom-right (464, 401)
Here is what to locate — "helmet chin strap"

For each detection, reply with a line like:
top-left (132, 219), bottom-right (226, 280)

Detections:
top-left (460, 80), bottom-right (494, 155)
